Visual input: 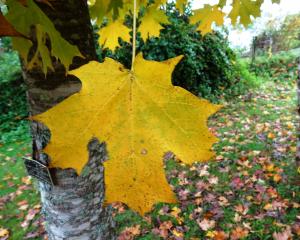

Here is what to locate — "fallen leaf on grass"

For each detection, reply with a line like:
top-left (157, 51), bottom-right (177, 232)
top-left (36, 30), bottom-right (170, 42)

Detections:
top-left (230, 226), bottom-right (249, 240)
top-left (231, 177), bottom-right (244, 189)
top-left (21, 176), bottom-right (32, 185)
top-left (0, 228), bottom-right (9, 239)
top-left (170, 206), bottom-right (181, 218)
top-left (273, 227), bottom-right (293, 240)
top-left (214, 230), bottom-right (228, 240)
top-left (234, 204), bottom-right (249, 215)
top-left (172, 228), bottom-right (184, 238)
top-left (21, 208), bottom-right (40, 229)
top-left (292, 223), bottom-right (300, 236)
top-left (156, 221), bottom-right (173, 238)
top-left (118, 225), bottom-right (141, 240)
top-left (197, 218), bottom-right (216, 231)
top-left (208, 176), bottom-right (219, 185)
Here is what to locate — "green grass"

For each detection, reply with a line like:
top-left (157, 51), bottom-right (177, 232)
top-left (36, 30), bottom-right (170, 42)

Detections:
top-left (0, 134), bottom-right (42, 239)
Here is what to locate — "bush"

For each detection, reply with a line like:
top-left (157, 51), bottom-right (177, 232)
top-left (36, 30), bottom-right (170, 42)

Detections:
top-left (218, 59), bottom-right (262, 99)
top-left (250, 49), bottom-right (299, 82)
top-left (0, 51), bottom-right (21, 83)
top-left (95, 3), bottom-right (239, 102)
top-left (0, 41), bottom-right (28, 143)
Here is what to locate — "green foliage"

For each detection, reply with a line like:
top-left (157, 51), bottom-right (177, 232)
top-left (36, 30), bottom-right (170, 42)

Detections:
top-left (96, 4), bottom-right (240, 102)
top-left (0, 42), bottom-right (28, 144)
top-left (250, 49), bottom-right (299, 81)
top-left (0, 37), bottom-right (13, 52)
top-left (0, 39), bottom-right (21, 83)
top-left (222, 59), bottom-right (262, 99)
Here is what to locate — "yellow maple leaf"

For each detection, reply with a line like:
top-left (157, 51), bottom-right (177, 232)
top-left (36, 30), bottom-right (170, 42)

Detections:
top-left (176, 0), bottom-right (188, 13)
top-left (155, 0), bottom-right (168, 6)
top-left (33, 55), bottom-right (220, 214)
top-left (190, 4), bottom-right (225, 34)
top-left (229, 0), bottom-right (263, 27)
top-left (138, 6), bottom-right (169, 41)
top-left (91, 0), bottom-right (170, 45)
top-left (98, 20), bottom-right (131, 50)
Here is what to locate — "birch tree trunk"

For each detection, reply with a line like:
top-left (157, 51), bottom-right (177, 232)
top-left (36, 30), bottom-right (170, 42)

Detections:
top-left (22, 1), bottom-right (116, 239)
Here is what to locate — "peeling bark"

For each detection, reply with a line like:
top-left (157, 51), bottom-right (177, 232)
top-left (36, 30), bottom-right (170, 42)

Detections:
top-left (22, 0), bottom-right (116, 239)
top-left (39, 139), bottom-right (115, 240)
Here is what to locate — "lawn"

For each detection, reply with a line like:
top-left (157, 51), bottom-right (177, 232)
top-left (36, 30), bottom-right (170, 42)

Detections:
top-left (0, 53), bottom-right (299, 239)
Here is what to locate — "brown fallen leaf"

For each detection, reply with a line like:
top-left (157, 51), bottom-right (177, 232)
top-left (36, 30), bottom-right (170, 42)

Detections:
top-left (230, 226), bottom-right (249, 240)
top-left (118, 225), bottom-right (141, 240)
top-left (214, 230), bottom-right (228, 240)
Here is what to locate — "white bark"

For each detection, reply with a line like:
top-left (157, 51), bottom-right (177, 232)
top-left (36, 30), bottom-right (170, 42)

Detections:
top-left (38, 138), bottom-right (115, 240)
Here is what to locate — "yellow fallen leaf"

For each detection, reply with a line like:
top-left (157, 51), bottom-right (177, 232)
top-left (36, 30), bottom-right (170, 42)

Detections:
top-left (172, 229), bottom-right (183, 237)
top-left (0, 228), bottom-right (9, 238)
top-left (264, 203), bottom-right (273, 210)
top-left (286, 122), bottom-right (293, 129)
top-left (264, 163), bottom-right (275, 172)
top-left (206, 230), bottom-right (217, 238)
top-left (170, 206), bottom-right (181, 218)
top-left (267, 132), bottom-right (275, 139)
top-left (290, 146), bottom-right (296, 152)
top-left (33, 55), bottom-right (220, 214)
top-left (21, 176), bottom-right (32, 185)
top-left (273, 174), bottom-right (281, 182)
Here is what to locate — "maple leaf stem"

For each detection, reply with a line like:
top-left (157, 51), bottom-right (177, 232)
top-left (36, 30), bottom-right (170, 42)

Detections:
top-left (131, 0), bottom-right (137, 71)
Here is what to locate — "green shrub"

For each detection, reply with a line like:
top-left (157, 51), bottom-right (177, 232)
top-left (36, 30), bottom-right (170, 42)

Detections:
top-left (222, 59), bottom-right (262, 99)
top-left (0, 51), bottom-right (21, 83)
top-left (0, 41), bottom-right (27, 143)
top-left (250, 50), bottom-right (299, 82)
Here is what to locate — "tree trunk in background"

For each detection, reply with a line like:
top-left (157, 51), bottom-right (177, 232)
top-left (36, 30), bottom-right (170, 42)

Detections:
top-left (22, 0), bottom-right (116, 239)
